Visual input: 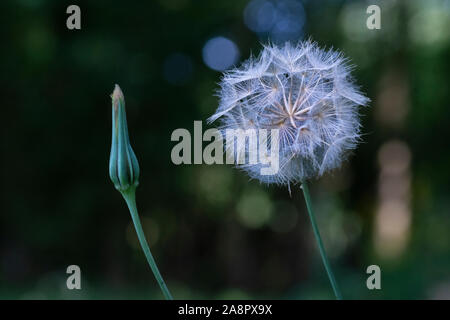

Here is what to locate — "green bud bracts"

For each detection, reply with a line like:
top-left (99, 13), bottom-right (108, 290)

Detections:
top-left (109, 84), bottom-right (140, 192)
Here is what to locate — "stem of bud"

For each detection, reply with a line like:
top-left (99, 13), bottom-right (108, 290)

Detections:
top-left (121, 189), bottom-right (173, 300)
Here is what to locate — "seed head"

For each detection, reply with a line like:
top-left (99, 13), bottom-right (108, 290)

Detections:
top-left (209, 41), bottom-right (369, 185)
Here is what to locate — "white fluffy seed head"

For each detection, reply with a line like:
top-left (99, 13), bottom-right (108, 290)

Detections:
top-left (209, 40), bottom-right (369, 186)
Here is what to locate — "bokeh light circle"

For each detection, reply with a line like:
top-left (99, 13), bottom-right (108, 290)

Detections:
top-left (202, 36), bottom-right (240, 71)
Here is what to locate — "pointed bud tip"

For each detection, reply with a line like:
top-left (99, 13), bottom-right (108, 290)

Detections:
top-left (112, 84), bottom-right (124, 102)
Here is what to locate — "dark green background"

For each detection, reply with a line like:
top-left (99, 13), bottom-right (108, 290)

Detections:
top-left (1, 0), bottom-right (449, 299)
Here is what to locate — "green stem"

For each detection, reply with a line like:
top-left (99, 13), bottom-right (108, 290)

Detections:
top-left (121, 190), bottom-right (173, 300)
top-left (301, 180), bottom-right (342, 300)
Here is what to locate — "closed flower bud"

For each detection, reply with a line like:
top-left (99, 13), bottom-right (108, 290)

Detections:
top-left (109, 84), bottom-right (140, 192)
